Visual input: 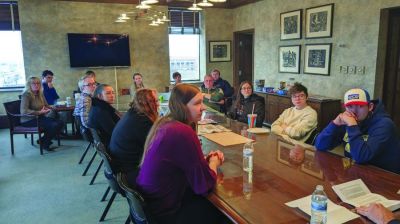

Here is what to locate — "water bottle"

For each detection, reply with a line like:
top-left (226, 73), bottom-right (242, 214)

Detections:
top-left (242, 171), bottom-right (253, 200)
top-left (243, 142), bottom-right (254, 172)
top-left (310, 185), bottom-right (327, 224)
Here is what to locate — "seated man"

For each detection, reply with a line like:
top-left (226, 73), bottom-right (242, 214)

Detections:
top-left (271, 82), bottom-right (317, 142)
top-left (210, 69), bottom-right (234, 98)
top-left (201, 74), bottom-right (224, 111)
top-left (73, 75), bottom-right (96, 128)
top-left (315, 88), bottom-right (400, 174)
top-left (41, 70), bottom-right (59, 105)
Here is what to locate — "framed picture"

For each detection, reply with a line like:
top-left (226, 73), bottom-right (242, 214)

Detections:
top-left (209, 41), bottom-right (231, 62)
top-left (280, 9), bottom-right (302, 40)
top-left (279, 45), bottom-right (301, 74)
top-left (305, 3), bottom-right (334, 38)
top-left (304, 43), bottom-right (332, 76)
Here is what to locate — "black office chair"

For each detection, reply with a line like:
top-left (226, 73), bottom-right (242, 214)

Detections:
top-left (90, 129), bottom-right (128, 222)
top-left (305, 129), bottom-right (319, 145)
top-left (117, 172), bottom-right (156, 224)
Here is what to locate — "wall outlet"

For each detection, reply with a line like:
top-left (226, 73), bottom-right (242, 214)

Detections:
top-left (340, 65), bottom-right (348, 74)
top-left (356, 66), bottom-right (365, 74)
top-left (348, 66), bottom-right (356, 74)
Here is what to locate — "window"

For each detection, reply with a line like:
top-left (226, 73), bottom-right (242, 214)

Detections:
top-left (0, 1), bottom-right (25, 89)
top-left (168, 8), bottom-right (200, 82)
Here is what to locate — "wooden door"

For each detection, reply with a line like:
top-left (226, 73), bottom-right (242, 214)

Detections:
top-left (382, 8), bottom-right (400, 128)
top-left (233, 30), bottom-right (254, 89)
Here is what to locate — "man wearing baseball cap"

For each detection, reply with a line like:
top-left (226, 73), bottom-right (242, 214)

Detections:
top-left (315, 88), bottom-right (400, 174)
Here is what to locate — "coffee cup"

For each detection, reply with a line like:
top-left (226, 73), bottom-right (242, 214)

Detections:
top-left (247, 114), bottom-right (257, 128)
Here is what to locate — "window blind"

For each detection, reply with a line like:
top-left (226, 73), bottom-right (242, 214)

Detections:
top-left (0, 1), bottom-right (19, 31)
top-left (168, 8), bottom-right (200, 34)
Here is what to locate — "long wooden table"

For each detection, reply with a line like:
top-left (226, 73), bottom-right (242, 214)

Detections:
top-left (201, 116), bottom-right (400, 223)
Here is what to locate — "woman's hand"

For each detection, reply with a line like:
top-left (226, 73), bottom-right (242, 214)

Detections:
top-left (39, 106), bottom-right (51, 115)
top-left (356, 203), bottom-right (395, 224)
top-left (207, 150), bottom-right (224, 174)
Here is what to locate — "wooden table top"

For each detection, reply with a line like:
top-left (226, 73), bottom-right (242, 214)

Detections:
top-left (201, 115), bottom-right (400, 224)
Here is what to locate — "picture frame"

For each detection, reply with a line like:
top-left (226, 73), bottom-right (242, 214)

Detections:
top-left (279, 45), bottom-right (301, 73)
top-left (305, 3), bottom-right (334, 38)
top-left (304, 43), bottom-right (332, 76)
top-left (209, 41), bottom-right (231, 62)
top-left (280, 9), bottom-right (302, 40)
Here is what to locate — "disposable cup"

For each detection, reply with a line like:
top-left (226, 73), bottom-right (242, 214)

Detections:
top-left (247, 114), bottom-right (257, 128)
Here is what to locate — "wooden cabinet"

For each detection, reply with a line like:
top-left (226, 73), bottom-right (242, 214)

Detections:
top-left (256, 92), bottom-right (342, 131)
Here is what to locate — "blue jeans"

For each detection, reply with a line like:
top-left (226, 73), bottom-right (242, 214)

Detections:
top-left (21, 116), bottom-right (64, 147)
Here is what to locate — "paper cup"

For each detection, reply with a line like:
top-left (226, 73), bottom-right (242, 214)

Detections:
top-left (247, 114), bottom-right (257, 128)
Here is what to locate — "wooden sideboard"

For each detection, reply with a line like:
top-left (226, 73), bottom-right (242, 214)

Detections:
top-left (255, 92), bottom-right (342, 131)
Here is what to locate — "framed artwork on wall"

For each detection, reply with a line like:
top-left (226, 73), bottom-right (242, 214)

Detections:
top-left (209, 41), bottom-right (231, 62)
top-left (280, 9), bottom-right (302, 40)
top-left (279, 45), bottom-right (301, 73)
top-left (304, 43), bottom-right (332, 76)
top-left (305, 3), bottom-right (334, 38)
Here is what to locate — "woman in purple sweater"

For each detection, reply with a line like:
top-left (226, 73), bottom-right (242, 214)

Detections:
top-left (136, 84), bottom-right (228, 224)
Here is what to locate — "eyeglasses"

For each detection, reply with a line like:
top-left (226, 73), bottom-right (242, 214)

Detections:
top-left (292, 94), bottom-right (306, 99)
top-left (241, 87), bottom-right (252, 90)
top-left (84, 83), bottom-right (96, 87)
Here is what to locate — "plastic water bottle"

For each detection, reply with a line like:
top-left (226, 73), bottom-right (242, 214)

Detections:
top-left (243, 142), bottom-right (254, 172)
top-left (311, 185), bottom-right (327, 224)
top-left (242, 171), bottom-right (253, 200)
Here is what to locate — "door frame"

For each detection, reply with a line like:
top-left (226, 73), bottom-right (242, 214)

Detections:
top-left (233, 29), bottom-right (255, 89)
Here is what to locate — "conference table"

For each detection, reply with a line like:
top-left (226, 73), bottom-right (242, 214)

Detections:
top-left (201, 112), bottom-right (400, 224)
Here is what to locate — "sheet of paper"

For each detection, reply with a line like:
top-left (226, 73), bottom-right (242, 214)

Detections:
top-left (332, 179), bottom-right (371, 202)
top-left (203, 131), bottom-right (253, 146)
top-left (285, 195), bottom-right (359, 224)
top-left (198, 124), bottom-right (231, 135)
top-left (332, 179), bottom-right (400, 211)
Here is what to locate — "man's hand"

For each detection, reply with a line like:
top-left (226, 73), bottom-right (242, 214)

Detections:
top-left (356, 203), bottom-right (394, 224)
top-left (333, 112), bottom-right (357, 126)
top-left (47, 82), bottom-right (54, 88)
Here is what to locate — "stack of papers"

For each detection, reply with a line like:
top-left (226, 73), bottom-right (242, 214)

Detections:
top-left (332, 179), bottom-right (400, 211)
top-left (285, 195), bottom-right (359, 224)
top-left (198, 124), bottom-right (230, 135)
top-left (198, 119), bottom-right (217, 125)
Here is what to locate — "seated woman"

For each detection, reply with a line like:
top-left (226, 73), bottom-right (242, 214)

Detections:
top-left (20, 76), bottom-right (64, 151)
top-left (228, 81), bottom-right (265, 127)
top-left (110, 88), bottom-right (159, 187)
top-left (271, 82), bottom-right (317, 143)
top-left (130, 72), bottom-right (145, 98)
top-left (88, 84), bottom-right (120, 147)
top-left (136, 84), bottom-right (227, 224)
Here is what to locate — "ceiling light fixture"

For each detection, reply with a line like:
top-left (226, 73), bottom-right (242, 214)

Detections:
top-left (188, 1), bottom-right (202, 11)
top-left (149, 20), bottom-right (159, 26)
top-left (198, 0), bottom-right (213, 7)
top-left (209, 0), bottom-right (226, 2)
top-left (142, 0), bottom-right (158, 4)
top-left (119, 13), bottom-right (130, 20)
top-left (115, 18), bottom-right (127, 23)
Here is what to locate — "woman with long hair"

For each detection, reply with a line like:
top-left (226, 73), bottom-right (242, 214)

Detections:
top-left (130, 72), bottom-right (145, 98)
top-left (136, 84), bottom-right (227, 224)
top-left (87, 84), bottom-right (120, 147)
top-left (20, 76), bottom-right (64, 151)
top-left (228, 81), bottom-right (265, 127)
top-left (110, 88), bottom-right (159, 186)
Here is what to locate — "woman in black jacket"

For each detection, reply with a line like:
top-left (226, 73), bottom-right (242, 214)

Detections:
top-left (88, 84), bottom-right (121, 147)
top-left (109, 88), bottom-right (159, 186)
top-left (228, 81), bottom-right (265, 127)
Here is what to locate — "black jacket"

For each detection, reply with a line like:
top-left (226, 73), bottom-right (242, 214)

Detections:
top-left (229, 94), bottom-right (265, 127)
top-left (88, 98), bottom-right (120, 147)
top-left (109, 108), bottom-right (153, 185)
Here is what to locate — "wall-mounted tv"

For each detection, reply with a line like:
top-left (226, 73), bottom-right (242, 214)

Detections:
top-left (67, 33), bottom-right (131, 67)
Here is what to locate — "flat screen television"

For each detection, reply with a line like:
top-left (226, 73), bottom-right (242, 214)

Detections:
top-left (67, 33), bottom-right (131, 67)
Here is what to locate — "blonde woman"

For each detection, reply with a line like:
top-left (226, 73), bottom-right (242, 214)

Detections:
top-left (20, 76), bottom-right (64, 151)
top-left (130, 72), bottom-right (145, 98)
top-left (136, 84), bottom-right (228, 224)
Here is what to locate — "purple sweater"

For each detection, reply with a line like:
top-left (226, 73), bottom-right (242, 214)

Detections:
top-left (136, 121), bottom-right (217, 216)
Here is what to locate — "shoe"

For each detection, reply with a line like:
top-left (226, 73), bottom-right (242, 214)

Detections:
top-left (37, 139), bottom-right (53, 145)
top-left (43, 145), bottom-right (57, 152)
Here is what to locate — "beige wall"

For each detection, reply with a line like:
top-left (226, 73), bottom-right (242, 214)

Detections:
top-left (232, 0), bottom-right (400, 100)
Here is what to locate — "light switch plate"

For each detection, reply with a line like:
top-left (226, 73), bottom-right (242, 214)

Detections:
top-left (348, 66), bottom-right (356, 74)
top-left (356, 66), bottom-right (365, 74)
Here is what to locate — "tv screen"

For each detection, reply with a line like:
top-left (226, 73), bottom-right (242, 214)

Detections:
top-left (67, 33), bottom-right (131, 67)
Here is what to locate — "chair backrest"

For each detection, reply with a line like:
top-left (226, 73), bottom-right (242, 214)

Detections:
top-left (305, 129), bottom-right (319, 145)
top-left (117, 173), bottom-right (150, 224)
top-left (3, 100), bottom-right (22, 127)
top-left (89, 128), bottom-right (101, 143)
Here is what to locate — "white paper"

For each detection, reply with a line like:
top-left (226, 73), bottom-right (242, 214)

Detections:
top-left (332, 179), bottom-right (400, 211)
top-left (197, 124), bottom-right (231, 135)
top-left (285, 195), bottom-right (359, 224)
